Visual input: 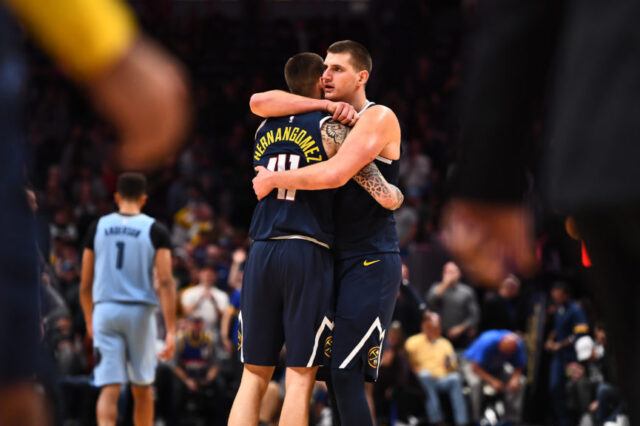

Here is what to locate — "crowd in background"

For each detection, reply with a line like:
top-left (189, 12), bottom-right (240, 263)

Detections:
top-left (24, 1), bottom-right (623, 425)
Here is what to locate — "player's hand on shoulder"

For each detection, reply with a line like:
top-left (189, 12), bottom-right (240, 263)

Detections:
top-left (253, 166), bottom-right (276, 200)
top-left (326, 101), bottom-right (359, 126)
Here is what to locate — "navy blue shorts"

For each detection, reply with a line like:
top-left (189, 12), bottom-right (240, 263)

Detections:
top-left (239, 239), bottom-right (334, 367)
top-left (0, 189), bottom-right (40, 385)
top-left (329, 253), bottom-right (401, 381)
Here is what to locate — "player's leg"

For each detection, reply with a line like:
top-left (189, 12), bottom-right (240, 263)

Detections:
top-left (330, 254), bottom-right (402, 426)
top-left (130, 385), bottom-right (153, 426)
top-left (123, 304), bottom-right (157, 426)
top-left (279, 366), bottom-right (319, 426)
top-left (280, 240), bottom-right (334, 425)
top-left (229, 364), bottom-right (276, 425)
top-left (92, 303), bottom-right (128, 426)
top-left (97, 385), bottom-right (121, 426)
top-left (230, 241), bottom-right (284, 425)
top-left (0, 383), bottom-right (49, 426)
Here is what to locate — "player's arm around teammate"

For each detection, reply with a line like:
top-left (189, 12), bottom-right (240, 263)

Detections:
top-left (254, 105), bottom-right (401, 197)
top-left (320, 120), bottom-right (403, 210)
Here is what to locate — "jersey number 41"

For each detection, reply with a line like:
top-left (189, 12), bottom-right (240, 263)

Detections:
top-left (266, 154), bottom-right (300, 201)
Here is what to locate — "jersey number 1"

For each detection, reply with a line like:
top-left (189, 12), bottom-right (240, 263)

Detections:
top-left (115, 241), bottom-right (125, 269)
top-left (266, 154), bottom-right (300, 201)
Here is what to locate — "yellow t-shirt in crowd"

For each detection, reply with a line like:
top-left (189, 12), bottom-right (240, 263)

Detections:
top-left (4, 0), bottom-right (137, 80)
top-left (405, 333), bottom-right (457, 379)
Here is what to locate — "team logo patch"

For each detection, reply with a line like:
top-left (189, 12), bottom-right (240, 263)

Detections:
top-left (237, 330), bottom-right (242, 351)
top-left (324, 336), bottom-right (333, 358)
top-left (367, 346), bottom-right (380, 369)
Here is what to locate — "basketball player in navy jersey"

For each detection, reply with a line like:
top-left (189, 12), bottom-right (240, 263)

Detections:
top-left (80, 173), bottom-right (176, 426)
top-left (252, 41), bottom-right (402, 426)
top-left (229, 52), bottom-right (402, 426)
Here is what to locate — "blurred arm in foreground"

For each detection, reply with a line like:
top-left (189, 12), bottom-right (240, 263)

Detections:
top-left (5, 0), bottom-right (191, 171)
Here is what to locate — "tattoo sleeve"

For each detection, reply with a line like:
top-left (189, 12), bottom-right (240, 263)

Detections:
top-left (320, 119), bottom-right (404, 210)
top-left (353, 163), bottom-right (404, 211)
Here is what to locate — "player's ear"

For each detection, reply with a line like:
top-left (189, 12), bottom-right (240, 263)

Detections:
top-left (357, 70), bottom-right (369, 87)
top-left (114, 192), bottom-right (121, 206)
top-left (139, 194), bottom-right (148, 208)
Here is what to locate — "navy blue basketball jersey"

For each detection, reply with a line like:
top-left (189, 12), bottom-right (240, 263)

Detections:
top-left (249, 112), bottom-right (335, 248)
top-left (334, 102), bottom-right (400, 259)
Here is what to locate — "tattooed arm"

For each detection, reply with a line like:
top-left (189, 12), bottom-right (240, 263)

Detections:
top-left (322, 120), bottom-right (404, 210)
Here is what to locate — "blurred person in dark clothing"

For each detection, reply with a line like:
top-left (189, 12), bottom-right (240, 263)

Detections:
top-left (392, 263), bottom-right (427, 337)
top-left (426, 261), bottom-right (479, 349)
top-left (480, 274), bottom-right (527, 333)
top-left (443, 0), bottom-right (640, 421)
top-left (545, 281), bottom-right (589, 426)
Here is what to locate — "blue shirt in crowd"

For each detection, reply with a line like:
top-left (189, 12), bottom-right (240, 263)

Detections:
top-left (464, 330), bottom-right (526, 375)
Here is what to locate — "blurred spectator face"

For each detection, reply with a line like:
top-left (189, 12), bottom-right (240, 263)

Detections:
top-left (194, 202), bottom-right (213, 222)
top-left (198, 266), bottom-right (216, 287)
top-left (595, 324), bottom-right (607, 346)
top-left (442, 261), bottom-right (461, 284)
top-left (322, 52), bottom-right (362, 101)
top-left (423, 312), bottom-right (442, 340)
top-left (498, 334), bottom-right (519, 356)
top-left (189, 316), bottom-right (205, 335)
top-left (387, 321), bottom-right (404, 349)
top-left (499, 275), bottom-right (520, 299)
top-left (551, 286), bottom-right (569, 305)
top-left (401, 263), bottom-right (409, 281)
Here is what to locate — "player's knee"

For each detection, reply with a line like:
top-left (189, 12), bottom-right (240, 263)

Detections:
top-left (284, 366), bottom-right (317, 389)
top-left (243, 364), bottom-right (275, 391)
top-left (130, 384), bottom-right (152, 400)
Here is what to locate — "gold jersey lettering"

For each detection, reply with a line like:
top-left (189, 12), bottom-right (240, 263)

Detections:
top-left (290, 127), bottom-right (300, 141)
top-left (266, 131), bottom-right (275, 144)
top-left (275, 128), bottom-right (282, 141)
top-left (283, 126), bottom-right (292, 140)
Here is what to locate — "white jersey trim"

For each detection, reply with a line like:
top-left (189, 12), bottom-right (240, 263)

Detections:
top-left (319, 115), bottom-right (332, 129)
top-left (306, 316), bottom-right (335, 367)
top-left (339, 316), bottom-right (386, 369)
top-left (375, 155), bottom-right (393, 164)
top-left (238, 311), bottom-right (244, 363)
top-left (269, 234), bottom-right (330, 249)
top-left (358, 101), bottom-right (375, 114)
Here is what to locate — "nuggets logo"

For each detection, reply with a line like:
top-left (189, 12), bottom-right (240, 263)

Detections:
top-left (324, 336), bottom-right (333, 358)
top-left (368, 346), bottom-right (380, 369)
top-left (237, 331), bottom-right (242, 351)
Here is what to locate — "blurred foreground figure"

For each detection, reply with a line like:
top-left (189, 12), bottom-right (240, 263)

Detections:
top-left (0, 1), bottom-right (188, 425)
top-left (444, 0), bottom-right (640, 421)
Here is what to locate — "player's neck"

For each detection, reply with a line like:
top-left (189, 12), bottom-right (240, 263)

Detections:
top-left (344, 91), bottom-right (368, 112)
top-left (118, 201), bottom-right (141, 215)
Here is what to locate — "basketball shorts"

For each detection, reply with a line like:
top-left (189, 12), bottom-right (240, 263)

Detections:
top-left (329, 253), bottom-right (402, 381)
top-left (0, 189), bottom-right (40, 385)
top-left (93, 301), bottom-right (158, 387)
top-left (239, 239), bottom-right (334, 367)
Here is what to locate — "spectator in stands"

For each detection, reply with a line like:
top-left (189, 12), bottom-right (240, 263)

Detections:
top-left (395, 189), bottom-right (420, 253)
top-left (221, 248), bottom-right (245, 356)
top-left (462, 330), bottom-right (527, 423)
top-left (480, 274), bottom-right (527, 333)
top-left (171, 315), bottom-right (225, 424)
top-left (545, 281), bottom-right (589, 426)
top-left (400, 138), bottom-right (432, 195)
top-left (426, 261), bottom-right (480, 348)
top-left (405, 312), bottom-right (468, 425)
top-left (181, 264), bottom-right (230, 344)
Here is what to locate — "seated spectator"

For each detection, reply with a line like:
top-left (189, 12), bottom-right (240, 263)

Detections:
top-left (171, 315), bottom-right (225, 424)
top-left (480, 274), bottom-right (528, 333)
top-left (392, 263), bottom-right (427, 337)
top-left (181, 264), bottom-right (230, 343)
top-left (426, 261), bottom-right (479, 348)
top-left (405, 312), bottom-right (468, 426)
top-left (545, 281), bottom-right (589, 426)
top-left (462, 330), bottom-right (526, 423)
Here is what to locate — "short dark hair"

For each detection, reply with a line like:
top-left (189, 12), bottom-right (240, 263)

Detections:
top-left (552, 280), bottom-right (571, 295)
top-left (327, 40), bottom-right (372, 73)
top-left (117, 172), bottom-right (147, 200)
top-left (284, 52), bottom-right (325, 97)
